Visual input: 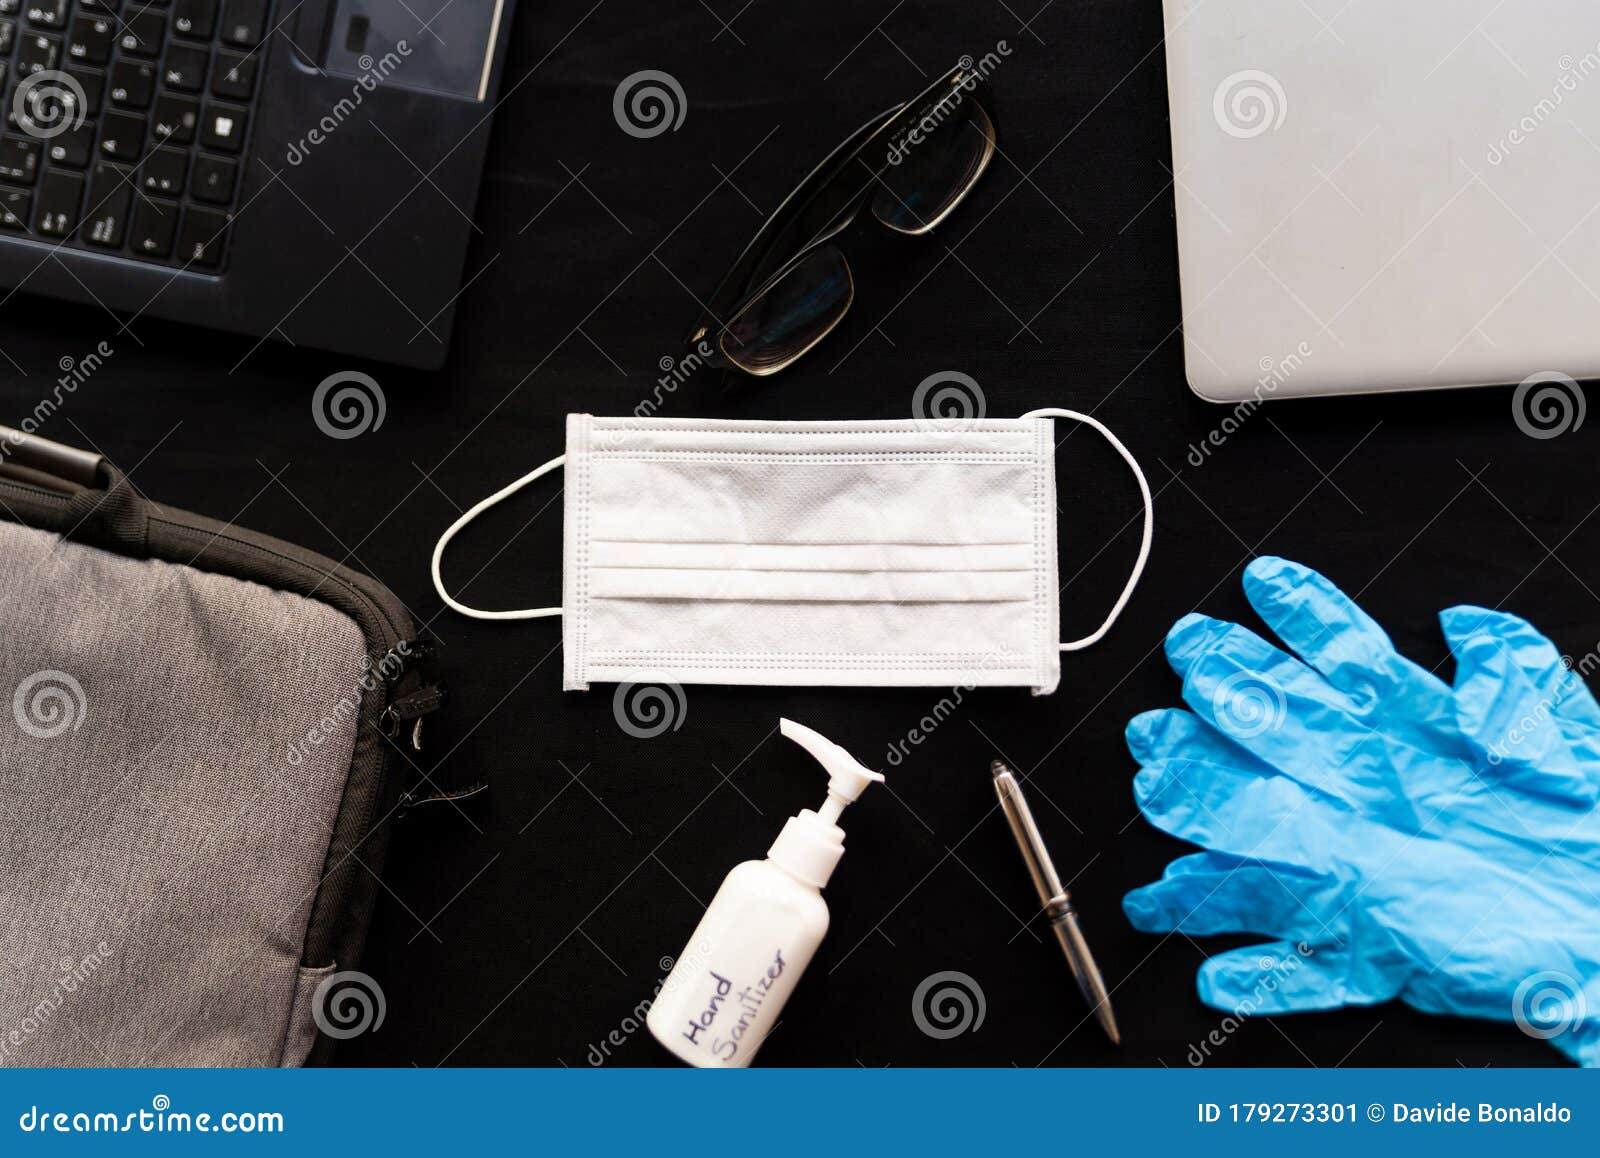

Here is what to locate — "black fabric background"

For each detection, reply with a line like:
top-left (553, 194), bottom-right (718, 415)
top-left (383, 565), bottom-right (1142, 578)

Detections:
top-left (0, 0), bottom-right (1593, 1067)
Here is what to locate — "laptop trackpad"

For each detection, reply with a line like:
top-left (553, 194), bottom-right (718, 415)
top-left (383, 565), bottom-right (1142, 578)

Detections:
top-left (321, 0), bottom-right (504, 102)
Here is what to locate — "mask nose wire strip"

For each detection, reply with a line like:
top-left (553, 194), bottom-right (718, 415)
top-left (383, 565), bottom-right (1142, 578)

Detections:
top-left (430, 454), bottom-right (566, 620)
top-left (1021, 408), bottom-right (1153, 652)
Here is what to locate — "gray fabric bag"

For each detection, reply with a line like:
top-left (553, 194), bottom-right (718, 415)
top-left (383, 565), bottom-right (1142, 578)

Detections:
top-left (0, 427), bottom-right (467, 1066)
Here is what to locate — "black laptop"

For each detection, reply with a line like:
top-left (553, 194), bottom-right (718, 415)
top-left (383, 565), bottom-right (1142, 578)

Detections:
top-left (0, 0), bottom-right (514, 368)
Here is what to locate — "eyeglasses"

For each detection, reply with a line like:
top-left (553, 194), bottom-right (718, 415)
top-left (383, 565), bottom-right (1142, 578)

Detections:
top-left (688, 64), bottom-right (997, 377)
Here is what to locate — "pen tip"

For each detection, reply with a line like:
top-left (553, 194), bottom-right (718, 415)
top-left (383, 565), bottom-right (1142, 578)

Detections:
top-left (990, 758), bottom-right (1011, 778)
top-left (1100, 1008), bottom-right (1122, 1047)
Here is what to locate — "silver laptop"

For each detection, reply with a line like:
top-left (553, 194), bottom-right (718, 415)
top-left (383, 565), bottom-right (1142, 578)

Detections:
top-left (1163, 0), bottom-right (1600, 401)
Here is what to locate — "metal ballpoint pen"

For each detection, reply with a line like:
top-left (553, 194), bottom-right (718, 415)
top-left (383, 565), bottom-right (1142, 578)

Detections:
top-left (990, 759), bottom-right (1121, 1046)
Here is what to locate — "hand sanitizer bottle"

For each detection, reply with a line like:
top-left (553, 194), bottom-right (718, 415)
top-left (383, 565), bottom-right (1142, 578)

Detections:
top-left (646, 718), bottom-right (883, 1068)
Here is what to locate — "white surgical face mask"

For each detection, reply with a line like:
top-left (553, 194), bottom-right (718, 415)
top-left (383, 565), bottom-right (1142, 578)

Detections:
top-left (431, 409), bottom-right (1151, 695)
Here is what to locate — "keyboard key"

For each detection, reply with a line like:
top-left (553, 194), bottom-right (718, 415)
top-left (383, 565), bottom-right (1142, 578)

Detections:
top-left (24, 0), bottom-right (65, 29)
top-left (200, 101), bottom-right (245, 151)
top-left (0, 0), bottom-right (18, 15)
top-left (0, 134), bottom-right (39, 184)
top-left (209, 48), bottom-right (254, 98)
top-left (175, 204), bottom-right (226, 266)
top-left (15, 30), bottom-right (60, 73)
top-left (218, 0), bottom-right (263, 45)
top-left (84, 161), bottom-right (130, 245)
top-left (0, 186), bottom-right (30, 229)
top-left (45, 121), bottom-right (92, 166)
top-left (188, 151), bottom-right (232, 202)
top-left (66, 12), bottom-right (111, 62)
top-left (141, 144), bottom-right (185, 193)
top-left (33, 166), bottom-right (81, 235)
top-left (162, 42), bottom-right (206, 89)
top-left (151, 93), bottom-right (197, 143)
top-left (129, 193), bottom-right (176, 255)
top-left (98, 109), bottom-right (144, 158)
top-left (65, 64), bottom-right (102, 114)
top-left (0, 18), bottom-right (15, 53)
top-left (171, 0), bottom-right (211, 37)
top-left (108, 57), bottom-right (154, 107)
top-left (117, 9), bottom-right (163, 54)
top-left (12, 75), bottom-right (80, 136)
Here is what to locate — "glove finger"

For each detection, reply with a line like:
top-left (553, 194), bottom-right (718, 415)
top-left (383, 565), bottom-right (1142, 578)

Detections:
top-left (1123, 851), bottom-right (1345, 943)
top-left (1165, 611), bottom-right (1317, 694)
top-left (1244, 557), bottom-right (1458, 743)
top-left (1127, 709), bottom-right (1356, 848)
top-left (1167, 613), bottom-right (1377, 734)
top-left (1196, 940), bottom-right (1406, 1014)
top-left (1244, 557), bottom-right (1448, 694)
top-left (1441, 605), bottom-right (1600, 760)
top-left (1131, 750), bottom-right (1352, 870)
top-left (1126, 707), bottom-right (1278, 773)
top-left (1449, 630), bottom-right (1599, 805)
top-left (1171, 631), bottom-right (1437, 825)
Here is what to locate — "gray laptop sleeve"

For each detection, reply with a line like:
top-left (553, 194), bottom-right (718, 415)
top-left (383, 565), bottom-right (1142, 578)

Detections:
top-left (0, 428), bottom-right (466, 1066)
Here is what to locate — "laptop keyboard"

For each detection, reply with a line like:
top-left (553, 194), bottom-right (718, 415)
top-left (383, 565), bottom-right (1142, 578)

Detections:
top-left (0, 0), bottom-right (270, 273)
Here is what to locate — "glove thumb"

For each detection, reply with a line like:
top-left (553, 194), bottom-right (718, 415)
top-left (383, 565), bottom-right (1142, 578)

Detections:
top-left (1196, 940), bottom-right (1406, 1015)
top-left (1446, 618), bottom-right (1600, 805)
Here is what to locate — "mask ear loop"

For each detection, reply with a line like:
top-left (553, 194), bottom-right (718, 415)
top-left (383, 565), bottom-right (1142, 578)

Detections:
top-left (1021, 408), bottom-right (1153, 652)
top-left (430, 455), bottom-right (566, 620)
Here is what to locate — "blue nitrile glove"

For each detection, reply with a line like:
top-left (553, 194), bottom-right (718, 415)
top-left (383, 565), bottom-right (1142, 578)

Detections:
top-left (1123, 557), bottom-right (1600, 1066)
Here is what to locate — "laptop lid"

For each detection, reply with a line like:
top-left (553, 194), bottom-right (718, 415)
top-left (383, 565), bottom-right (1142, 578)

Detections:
top-left (1163, 0), bottom-right (1600, 401)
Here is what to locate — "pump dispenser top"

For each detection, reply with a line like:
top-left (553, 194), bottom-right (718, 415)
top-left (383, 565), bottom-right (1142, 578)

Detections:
top-left (767, 718), bottom-right (884, 888)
